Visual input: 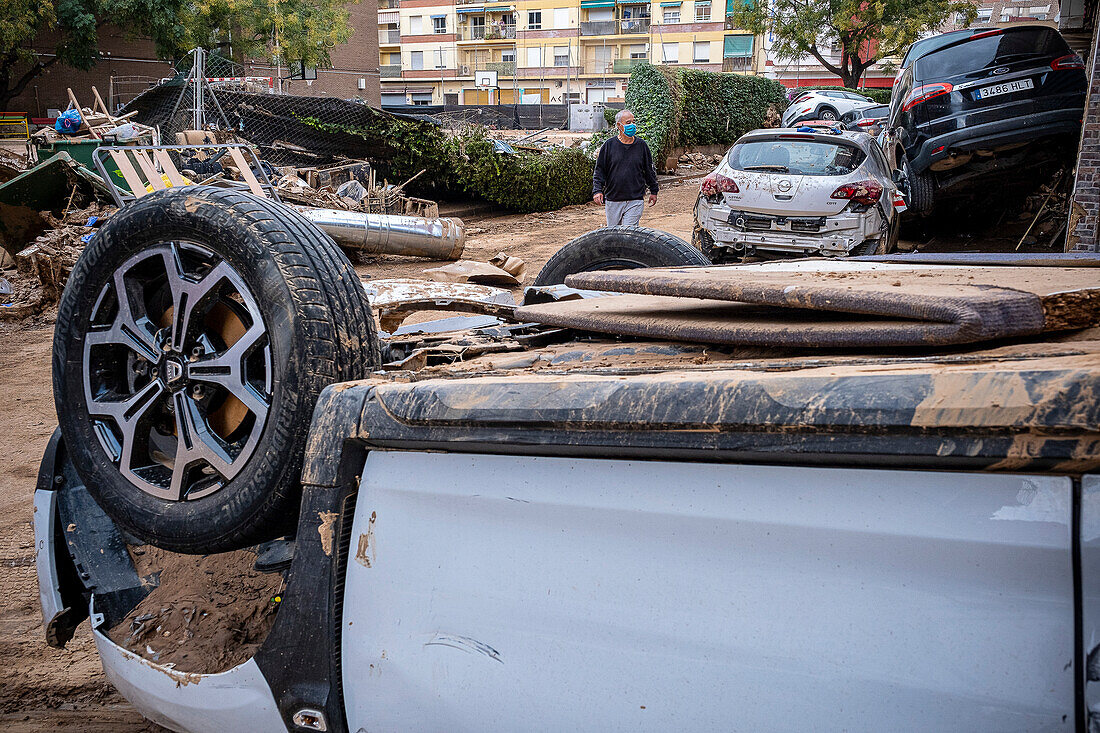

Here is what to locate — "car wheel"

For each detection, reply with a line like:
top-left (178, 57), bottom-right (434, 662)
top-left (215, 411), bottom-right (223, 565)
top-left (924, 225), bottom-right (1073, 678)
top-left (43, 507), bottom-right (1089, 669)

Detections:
top-left (817, 107), bottom-right (838, 121)
top-left (691, 226), bottom-right (719, 263)
top-left (53, 186), bottom-right (380, 553)
top-left (532, 226), bottom-right (711, 286)
top-left (859, 217), bottom-right (900, 256)
top-left (904, 159), bottom-right (935, 215)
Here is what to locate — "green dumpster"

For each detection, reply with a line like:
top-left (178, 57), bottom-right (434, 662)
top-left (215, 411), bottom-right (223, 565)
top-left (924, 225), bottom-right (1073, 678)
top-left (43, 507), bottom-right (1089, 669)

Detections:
top-left (36, 139), bottom-right (131, 193)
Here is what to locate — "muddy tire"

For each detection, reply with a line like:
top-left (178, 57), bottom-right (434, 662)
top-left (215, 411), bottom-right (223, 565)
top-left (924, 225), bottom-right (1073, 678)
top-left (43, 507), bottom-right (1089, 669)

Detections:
top-left (53, 186), bottom-right (380, 553)
top-left (905, 160), bottom-right (935, 215)
top-left (533, 226), bottom-right (710, 286)
top-left (692, 226), bottom-right (719, 263)
top-left (859, 216), bottom-right (901, 256)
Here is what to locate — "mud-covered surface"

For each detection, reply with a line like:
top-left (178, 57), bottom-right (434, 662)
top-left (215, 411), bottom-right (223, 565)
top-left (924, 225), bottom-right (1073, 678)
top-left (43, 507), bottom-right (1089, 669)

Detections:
top-left (108, 546), bottom-right (285, 675)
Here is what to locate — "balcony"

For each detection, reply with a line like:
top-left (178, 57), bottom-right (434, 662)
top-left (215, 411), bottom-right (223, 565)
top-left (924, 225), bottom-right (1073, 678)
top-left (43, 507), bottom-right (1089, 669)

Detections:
top-left (722, 56), bottom-right (752, 72)
top-left (613, 58), bottom-right (647, 73)
top-left (580, 20), bottom-right (617, 35)
top-left (459, 24), bottom-right (517, 40)
top-left (378, 29), bottom-right (401, 44)
top-left (485, 61), bottom-right (517, 76)
top-left (381, 64), bottom-right (402, 78)
top-left (620, 18), bottom-right (650, 33)
top-left (378, 0), bottom-right (399, 7)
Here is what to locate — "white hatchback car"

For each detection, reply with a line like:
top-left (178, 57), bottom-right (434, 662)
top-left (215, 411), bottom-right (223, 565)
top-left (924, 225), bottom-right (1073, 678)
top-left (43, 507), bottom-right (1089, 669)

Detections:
top-left (693, 128), bottom-right (905, 260)
top-left (782, 89), bottom-right (880, 126)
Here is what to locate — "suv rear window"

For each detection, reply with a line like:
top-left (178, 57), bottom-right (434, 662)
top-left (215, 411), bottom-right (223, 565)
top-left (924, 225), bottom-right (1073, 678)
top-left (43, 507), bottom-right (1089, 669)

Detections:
top-left (729, 139), bottom-right (867, 176)
top-left (915, 28), bottom-right (1070, 79)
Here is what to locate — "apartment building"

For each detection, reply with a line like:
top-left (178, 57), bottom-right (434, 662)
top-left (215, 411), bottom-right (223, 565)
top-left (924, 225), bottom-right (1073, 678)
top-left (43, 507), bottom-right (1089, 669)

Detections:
top-left (378, 0), bottom-right (765, 105)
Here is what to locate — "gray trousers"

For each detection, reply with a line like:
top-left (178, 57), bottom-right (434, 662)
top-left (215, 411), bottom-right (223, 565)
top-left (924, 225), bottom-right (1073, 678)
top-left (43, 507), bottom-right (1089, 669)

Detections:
top-left (605, 199), bottom-right (644, 227)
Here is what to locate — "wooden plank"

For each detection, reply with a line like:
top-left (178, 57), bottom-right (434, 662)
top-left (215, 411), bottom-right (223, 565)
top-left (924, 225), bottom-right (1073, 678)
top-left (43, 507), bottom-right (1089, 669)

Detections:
top-left (153, 149), bottom-right (188, 187)
top-left (91, 86), bottom-right (112, 119)
top-left (109, 150), bottom-right (148, 198)
top-left (133, 151), bottom-right (165, 190)
top-left (66, 88), bottom-right (100, 140)
top-left (227, 146), bottom-right (265, 197)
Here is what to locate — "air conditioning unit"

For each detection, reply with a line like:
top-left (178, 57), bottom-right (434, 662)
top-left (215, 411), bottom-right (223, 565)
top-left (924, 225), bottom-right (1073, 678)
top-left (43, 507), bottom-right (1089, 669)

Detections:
top-left (461, 65), bottom-right (471, 75)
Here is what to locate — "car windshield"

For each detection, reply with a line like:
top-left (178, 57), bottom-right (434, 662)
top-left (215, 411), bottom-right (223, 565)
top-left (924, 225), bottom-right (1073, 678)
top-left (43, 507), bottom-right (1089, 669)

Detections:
top-left (729, 139), bottom-right (867, 176)
top-left (915, 27), bottom-right (1070, 79)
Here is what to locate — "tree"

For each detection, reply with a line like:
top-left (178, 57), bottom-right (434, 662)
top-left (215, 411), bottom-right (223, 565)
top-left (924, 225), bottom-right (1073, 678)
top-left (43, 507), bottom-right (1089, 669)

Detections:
top-left (730, 0), bottom-right (978, 88)
top-left (1, 0), bottom-right (187, 110)
top-left (177, 0), bottom-right (356, 70)
top-left (0, 0), bottom-right (355, 111)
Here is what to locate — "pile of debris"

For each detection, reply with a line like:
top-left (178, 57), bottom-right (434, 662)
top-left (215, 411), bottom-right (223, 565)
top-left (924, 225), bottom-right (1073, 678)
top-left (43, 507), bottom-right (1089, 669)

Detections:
top-left (276, 160), bottom-right (438, 218)
top-left (0, 203), bottom-right (112, 320)
top-left (31, 86), bottom-right (156, 148)
top-left (1016, 168), bottom-right (1071, 249)
top-left (676, 152), bottom-right (724, 171)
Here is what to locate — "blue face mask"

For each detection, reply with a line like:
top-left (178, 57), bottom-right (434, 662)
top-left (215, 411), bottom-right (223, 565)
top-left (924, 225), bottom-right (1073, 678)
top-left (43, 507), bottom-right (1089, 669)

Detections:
top-left (623, 123), bottom-right (637, 138)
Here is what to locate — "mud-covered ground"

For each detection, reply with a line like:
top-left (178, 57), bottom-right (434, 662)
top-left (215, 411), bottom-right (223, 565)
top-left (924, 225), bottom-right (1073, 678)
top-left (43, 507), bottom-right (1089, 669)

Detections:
top-left (0, 176), bottom-right (1059, 729)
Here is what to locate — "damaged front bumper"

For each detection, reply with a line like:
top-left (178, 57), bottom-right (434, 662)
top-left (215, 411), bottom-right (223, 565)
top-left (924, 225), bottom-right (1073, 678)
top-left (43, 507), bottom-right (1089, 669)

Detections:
top-left (696, 198), bottom-right (884, 256)
top-left (33, 428), bottom-right (288, 733)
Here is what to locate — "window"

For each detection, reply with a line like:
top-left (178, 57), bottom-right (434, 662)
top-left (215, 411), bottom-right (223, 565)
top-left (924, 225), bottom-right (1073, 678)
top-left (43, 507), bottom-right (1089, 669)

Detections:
top-left (410, 51), bottom-right (424, 70)
top-left (554, 45), bottom-right (569, 66)
top-left (693, 41), bottom-right (709, 62)
top-left (411, 92), bottom-right (433, 106)
top-left (729, 139), bottom-right (867, 176)
top-left (630, 43), bottom-right (648, 59)
top-left (1030, 5), bottom-right (1049, 19)
top-left (434, 49), bottom-right (447, 68)
top-left (976, 7), bottom-right (992, 22)
top-left (432, 15), bottom-right (447, 33)
top-left (527, 46), bottom-right (542, 67)
top-left (661, 42), bottom-right (679, 63)
top-left (409, 16), bottom-right (423, 34)
top-left (502, 49), bottom-right (516, 63)
top-left (695, 2), bottom-right (711, 21)
top-left (528, 10), bottom-right (542, 29)
top-left (554, 8), bottom-right (570, 28)
top-left (663, 8), bottom-right (680, 23)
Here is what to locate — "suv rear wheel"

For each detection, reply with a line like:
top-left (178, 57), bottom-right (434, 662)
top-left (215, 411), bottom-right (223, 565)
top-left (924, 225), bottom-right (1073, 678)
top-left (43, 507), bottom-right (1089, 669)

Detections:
top-left (53, 186), bottom-right (380, 553)
top-left (903, 158), bottom-right (935, 215)
top-left (817, 106), bottom-right (839, 121)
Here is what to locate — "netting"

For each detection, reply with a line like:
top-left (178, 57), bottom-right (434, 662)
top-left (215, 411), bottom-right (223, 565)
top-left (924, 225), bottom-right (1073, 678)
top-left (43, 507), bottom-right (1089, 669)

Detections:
top-left (121, 48), bottom-right (571, 169)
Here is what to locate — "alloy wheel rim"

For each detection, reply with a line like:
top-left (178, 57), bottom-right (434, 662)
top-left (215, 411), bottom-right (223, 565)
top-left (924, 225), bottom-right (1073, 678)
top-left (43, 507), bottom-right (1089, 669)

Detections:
top-left (82, 242), bottom-right (272, 501)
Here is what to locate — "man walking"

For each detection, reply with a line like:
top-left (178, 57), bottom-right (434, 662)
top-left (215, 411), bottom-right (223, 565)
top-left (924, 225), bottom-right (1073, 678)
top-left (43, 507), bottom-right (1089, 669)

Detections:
top-left (593, 110), bottom-right (659, 227)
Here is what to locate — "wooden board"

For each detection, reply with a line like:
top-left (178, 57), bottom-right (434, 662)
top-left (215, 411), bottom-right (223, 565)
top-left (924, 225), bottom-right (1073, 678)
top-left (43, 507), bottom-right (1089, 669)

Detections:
top-left (565, 263), bottom-right (1100, 335)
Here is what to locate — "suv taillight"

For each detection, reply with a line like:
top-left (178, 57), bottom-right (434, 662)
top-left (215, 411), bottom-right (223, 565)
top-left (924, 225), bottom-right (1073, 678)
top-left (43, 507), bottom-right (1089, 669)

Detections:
top-left (831, 180), bottom-right (884, 206)
top-left (701, 172), bottom-right (739, 197)
top-left (901, 82), bottom-right (953, 112)
top-left (856, 118), bottom-right (876, 126)
top-left (1051, 54), bottom-right (1085, 70)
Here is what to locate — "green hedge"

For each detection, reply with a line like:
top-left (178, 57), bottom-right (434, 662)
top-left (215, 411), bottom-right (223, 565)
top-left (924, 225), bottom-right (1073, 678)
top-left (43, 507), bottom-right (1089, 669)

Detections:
top-left (296, 115), bottom-right (592, 213)
top-left (622, 63), bottom-right (788, 162)
top-left (793, 86), bottom-right (892, 105)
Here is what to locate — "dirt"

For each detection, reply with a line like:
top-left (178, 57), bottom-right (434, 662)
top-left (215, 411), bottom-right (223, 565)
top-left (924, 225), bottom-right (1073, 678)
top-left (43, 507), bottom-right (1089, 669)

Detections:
top-left (108, 546), bottom-right (284, 675)
top-left (0, 173), bottom-right (1078, 730)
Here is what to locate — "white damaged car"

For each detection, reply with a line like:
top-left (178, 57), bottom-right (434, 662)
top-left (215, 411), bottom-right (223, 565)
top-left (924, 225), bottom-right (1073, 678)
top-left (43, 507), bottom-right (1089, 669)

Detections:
top-left (693, 128), bottom-right (905, 261)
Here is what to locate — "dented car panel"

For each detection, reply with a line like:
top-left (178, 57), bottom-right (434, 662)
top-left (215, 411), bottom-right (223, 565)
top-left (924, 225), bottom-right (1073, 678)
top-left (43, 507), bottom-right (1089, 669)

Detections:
top-left (341, 452), bottom-right (1076, 732)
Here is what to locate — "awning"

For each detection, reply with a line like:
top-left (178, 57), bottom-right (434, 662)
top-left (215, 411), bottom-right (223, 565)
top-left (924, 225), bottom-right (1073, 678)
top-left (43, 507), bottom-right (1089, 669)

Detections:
top-left (617, 0), bottom-right (650, 5)
top-left (726, 0), bottom-right (752, 13)
top-left (695, 0), bottom-right (711, 5)
top-left (456, 6), bottom-right (485, 11)
top-left (430, 13), bottom-right (446, 18)
top-left (660, 2), bottom-right (682, 6)
top-left (723, 33), bottom-right (753, 57)
top-left (581, 0), bottom-right (615, 6)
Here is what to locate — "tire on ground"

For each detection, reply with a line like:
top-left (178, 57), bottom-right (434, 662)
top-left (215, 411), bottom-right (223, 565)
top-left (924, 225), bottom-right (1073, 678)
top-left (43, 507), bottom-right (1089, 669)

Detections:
top-left (532, 226), bottom-right (711, 286)
top-left (53, 186), bottom-right (380, 553)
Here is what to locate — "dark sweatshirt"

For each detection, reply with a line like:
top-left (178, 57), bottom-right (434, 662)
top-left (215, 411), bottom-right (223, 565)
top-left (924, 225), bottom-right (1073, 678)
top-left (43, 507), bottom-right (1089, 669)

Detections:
top-left (593, 136), bottom-right (660, 202)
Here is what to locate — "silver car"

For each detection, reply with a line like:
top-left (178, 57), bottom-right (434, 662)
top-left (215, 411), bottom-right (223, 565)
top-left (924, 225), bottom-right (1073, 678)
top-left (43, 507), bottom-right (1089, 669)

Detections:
top-left (693, 128), bottom-right (904, 260)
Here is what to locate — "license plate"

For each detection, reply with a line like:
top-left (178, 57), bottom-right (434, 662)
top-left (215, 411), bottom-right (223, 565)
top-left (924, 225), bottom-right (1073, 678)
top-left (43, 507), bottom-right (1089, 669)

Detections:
top-left (975, 78), bottom-right (1034, 99)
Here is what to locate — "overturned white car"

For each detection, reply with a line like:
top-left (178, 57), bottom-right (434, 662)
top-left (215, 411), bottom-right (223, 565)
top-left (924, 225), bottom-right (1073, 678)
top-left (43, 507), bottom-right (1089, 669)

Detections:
top-left (693, 128), bottom-right (905, 260)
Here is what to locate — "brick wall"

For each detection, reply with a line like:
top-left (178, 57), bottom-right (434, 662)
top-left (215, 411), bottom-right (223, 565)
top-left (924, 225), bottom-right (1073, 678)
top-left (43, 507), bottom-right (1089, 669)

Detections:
top-left (1067, 15), bottom-right (1100, 251)
top-left (8, 2), bottom-right (380, 114)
